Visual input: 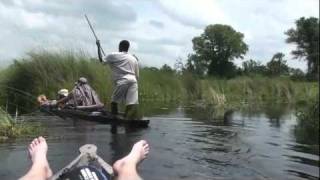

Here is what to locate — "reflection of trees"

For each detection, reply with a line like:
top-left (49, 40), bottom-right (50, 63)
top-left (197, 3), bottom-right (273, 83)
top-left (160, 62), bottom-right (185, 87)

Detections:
top-left (184, 105), bottom-right (233, 125)
top-left (184, 102), bottom-right (294, 128)
top-left (294, 98), bottom-right (319, 146)
top-left (264, 103), bottom-right (290, 128)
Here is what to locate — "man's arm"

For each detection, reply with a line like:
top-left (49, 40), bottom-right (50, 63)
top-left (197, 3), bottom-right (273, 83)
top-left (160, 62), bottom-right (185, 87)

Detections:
top-left (56, 93), bottom-right (73, 105)
top-left (96, 40), bottom-right (103, 63)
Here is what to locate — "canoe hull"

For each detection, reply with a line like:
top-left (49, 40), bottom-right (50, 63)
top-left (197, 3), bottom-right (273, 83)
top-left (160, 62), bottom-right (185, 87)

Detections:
top-left (41, 108), bottom-right (150, 128)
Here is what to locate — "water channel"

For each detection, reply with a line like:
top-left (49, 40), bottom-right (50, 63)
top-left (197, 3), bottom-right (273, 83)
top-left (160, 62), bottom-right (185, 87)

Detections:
top-left (0, 103), bottom-right (318, 179)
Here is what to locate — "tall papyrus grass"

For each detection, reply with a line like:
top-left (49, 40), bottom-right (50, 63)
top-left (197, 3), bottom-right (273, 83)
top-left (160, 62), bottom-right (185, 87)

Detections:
top-left (0, 50), bottom-right (318, 113)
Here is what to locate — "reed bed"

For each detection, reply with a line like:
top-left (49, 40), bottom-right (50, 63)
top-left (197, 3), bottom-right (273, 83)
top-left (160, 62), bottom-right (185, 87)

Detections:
top-left (0, 50), bottom-right (318, 113)
top-left (0, 108), bottom-right (42, 139)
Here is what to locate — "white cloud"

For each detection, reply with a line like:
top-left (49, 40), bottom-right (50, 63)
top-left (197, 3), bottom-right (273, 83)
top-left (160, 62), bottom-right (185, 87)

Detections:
top-left (0, 0), bottom-right (318, 71)
top-left (157, 0), bottom-right (230, 29)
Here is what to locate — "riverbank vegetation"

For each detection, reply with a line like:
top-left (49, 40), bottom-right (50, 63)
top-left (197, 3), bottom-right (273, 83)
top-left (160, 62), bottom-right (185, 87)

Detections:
top-left (295, 96), bottom-right (319, 146)
top-left (0, 50), bottom-right (318, 114)
top-left (0, 108), bottom-right (43, 141)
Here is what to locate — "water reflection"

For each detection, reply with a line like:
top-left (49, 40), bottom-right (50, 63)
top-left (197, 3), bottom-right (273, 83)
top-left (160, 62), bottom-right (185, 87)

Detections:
top-left (184, 103), bottom-right (319, 179)
top-left (0, 103), bottom-right (318, 179)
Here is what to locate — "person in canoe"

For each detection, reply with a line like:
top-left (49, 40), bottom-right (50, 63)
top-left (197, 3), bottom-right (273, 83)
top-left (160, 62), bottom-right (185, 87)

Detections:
top-left (19, 136), bottom-right (150, 180)
top-left (37, 89), bottom-right (71, 109)
top-left (56, 77), bottom-right (104, 110)
top-left (96, 40), bottom-right (139, 119)
top-left (38, 77), bottom-right (104, 110)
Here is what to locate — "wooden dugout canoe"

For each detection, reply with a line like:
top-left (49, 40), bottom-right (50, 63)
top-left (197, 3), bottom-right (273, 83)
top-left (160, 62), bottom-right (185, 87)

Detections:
top-left (41, 107), bottom-right (150, 128)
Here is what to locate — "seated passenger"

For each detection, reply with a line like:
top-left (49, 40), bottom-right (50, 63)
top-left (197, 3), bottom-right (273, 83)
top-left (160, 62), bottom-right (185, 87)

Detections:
top-left (56, 89), bottom-right (75, 109)
top-left (37, 95), bottom-right (49, 106)
top-left (57, 89), bottom-right (68, 100)
top-left (37, 89), bottom-right (70, 109)
top-left (57, 77), bottom-right (104, 110)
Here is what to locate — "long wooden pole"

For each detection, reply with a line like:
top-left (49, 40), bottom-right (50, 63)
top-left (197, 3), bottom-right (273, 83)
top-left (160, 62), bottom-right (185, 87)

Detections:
top-left (85, 14), bottom-right (106, 56)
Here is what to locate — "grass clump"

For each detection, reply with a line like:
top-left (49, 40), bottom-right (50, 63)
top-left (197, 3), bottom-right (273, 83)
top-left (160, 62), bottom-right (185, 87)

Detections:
top-left (0, 108), bottom-right (43, 140)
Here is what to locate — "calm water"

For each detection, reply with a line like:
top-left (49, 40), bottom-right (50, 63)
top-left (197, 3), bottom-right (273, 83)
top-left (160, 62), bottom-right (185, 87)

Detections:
top-left (0, 104), bottom-right (319, 179)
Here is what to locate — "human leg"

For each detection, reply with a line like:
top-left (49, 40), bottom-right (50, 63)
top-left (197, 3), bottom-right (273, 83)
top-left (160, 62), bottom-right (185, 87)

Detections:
top-left (111, 81), bottom-right (129, 115)
top-left (124, 104), bottom-right (140, 120)
top-left (20, 136), bottom-right (52, 180)
top-left (111, 102), bottom-right (119, 115)
top-left (124, 82), bottom-right (139, 119)
top-left (113, 140), bottom-right (149, 180)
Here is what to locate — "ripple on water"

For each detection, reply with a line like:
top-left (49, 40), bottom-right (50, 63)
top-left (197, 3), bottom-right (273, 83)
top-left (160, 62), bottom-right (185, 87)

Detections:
top-left (0, 108), bottom-right (319, 179)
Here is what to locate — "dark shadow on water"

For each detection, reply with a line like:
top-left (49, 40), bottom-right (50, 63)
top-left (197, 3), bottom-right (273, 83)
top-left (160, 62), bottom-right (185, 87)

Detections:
top-left (286, 143), bottom-right (319, 156)
top-left (286, 170), bottom-right (319, 180)
top-left (284, 154), bottom-right (319, 167)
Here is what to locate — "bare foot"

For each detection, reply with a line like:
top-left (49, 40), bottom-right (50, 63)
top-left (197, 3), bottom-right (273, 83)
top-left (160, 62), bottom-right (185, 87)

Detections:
top-left (113, 140), bottom-right (149, 178)
top-left (28, 136), bottom-right (53, 179)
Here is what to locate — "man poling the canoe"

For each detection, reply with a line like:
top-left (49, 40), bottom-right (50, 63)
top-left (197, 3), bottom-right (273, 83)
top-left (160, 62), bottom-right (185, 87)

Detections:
top-left (85, 15), bottom-right (140, 119)
top-left (96, 40), bottom-right (140, 119)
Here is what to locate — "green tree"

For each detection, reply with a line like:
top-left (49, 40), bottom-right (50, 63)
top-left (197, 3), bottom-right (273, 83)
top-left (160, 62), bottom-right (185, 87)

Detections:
top-left (285, 17), bottom-right (319, 80)
top-left (189, 24), bottom-right (248, 77)
top-left (174, 57), bottom-right (185, 74)
top-left (242, 59), bottom-right (267, 75)
top-left (160, 64), bottom-right (175, 73)
top-left (266, 52), bottom-right (289, 76)
top-left (289, 67), bottom-right (305, 81)
top-left (185, 54), bottom-right (207, 77)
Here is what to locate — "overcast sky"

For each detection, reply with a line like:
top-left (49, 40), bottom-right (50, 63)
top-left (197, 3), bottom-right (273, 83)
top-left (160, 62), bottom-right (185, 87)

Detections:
top-left (0, 0), bottom-right (319, 70)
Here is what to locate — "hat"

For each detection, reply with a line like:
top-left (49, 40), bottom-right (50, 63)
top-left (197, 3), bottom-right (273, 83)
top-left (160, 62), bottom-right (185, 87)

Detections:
top-left (78, 77), bottom-right (88, 84)
top-left (58, 89), bottom-right (69, 97)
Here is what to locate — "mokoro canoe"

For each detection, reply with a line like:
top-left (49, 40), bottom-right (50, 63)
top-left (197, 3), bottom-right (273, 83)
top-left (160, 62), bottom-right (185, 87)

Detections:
top-left (41, 107), bottom-right (150, 128)
top-left (50, 144), bottom-right (113, 180)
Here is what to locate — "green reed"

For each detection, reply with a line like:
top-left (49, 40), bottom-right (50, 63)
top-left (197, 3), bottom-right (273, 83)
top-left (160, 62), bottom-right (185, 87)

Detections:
top-left (0, 108), bottom-right (43, 140)
top-left (0, 50), bottom-right (318, 113)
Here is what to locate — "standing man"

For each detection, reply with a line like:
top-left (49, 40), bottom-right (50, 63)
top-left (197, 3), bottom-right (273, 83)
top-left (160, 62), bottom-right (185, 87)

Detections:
top-left (96, 40), bottom-right (139, 119)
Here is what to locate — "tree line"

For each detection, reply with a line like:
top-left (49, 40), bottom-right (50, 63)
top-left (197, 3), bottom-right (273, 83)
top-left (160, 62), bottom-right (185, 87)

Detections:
top-left (157, 17), bottom-right (319, 81)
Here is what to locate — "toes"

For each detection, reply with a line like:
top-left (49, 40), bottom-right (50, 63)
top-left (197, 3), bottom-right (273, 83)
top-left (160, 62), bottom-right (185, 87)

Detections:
top-left (145, 149), bottom-right (149, 155)
top-left (38, 136), bottom-right (45, 143)
top-left (143, 144), bottom-right (149, 150)
top-left (28, 147), bottom-right (33, 154)
top-left (31, 141), bottom-right (36, 148)
top-left (29, 143), bottom-right (33, 149)
top-left (29, 136), bottom-right (46, 150)
top-left (140, 140), bottom-right (148, 146)
top-left (140, 140), bottom-right (150, 154)
top-left (36, 137), bottom-right (41, 145)
top-left (32, 138), bottom-right (39, 146)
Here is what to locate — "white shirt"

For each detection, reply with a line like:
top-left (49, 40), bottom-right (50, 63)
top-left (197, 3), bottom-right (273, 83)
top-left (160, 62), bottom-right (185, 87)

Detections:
top-left (103, 52), bottom-right (139, 82)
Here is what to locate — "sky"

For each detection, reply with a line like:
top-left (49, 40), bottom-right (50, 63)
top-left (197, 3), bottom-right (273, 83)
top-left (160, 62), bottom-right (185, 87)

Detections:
top-left (0, 0), bottom-right (319, 70)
